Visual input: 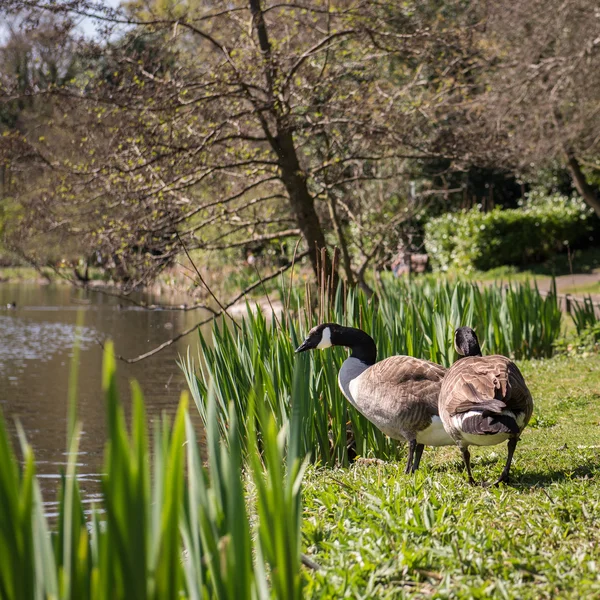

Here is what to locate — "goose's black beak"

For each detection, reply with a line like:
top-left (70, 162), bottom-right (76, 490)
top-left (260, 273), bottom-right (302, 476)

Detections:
top-left (295, 338), bottom-right (313, 353)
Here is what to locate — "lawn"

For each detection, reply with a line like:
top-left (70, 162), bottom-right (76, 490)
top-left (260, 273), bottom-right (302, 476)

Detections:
top-left (0, 266), bottom-right (51, 282)
top-left (301, 353), bottom-right (600, 599)
top-left (443, 246), bottom-right (600, 286)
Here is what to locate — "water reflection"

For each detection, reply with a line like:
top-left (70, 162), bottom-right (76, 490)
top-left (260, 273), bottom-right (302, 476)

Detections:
top-left (0, 282), bottom-right (208, 512)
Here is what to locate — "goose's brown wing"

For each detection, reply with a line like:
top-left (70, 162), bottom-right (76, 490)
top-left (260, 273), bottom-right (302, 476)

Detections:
top-left (442, 356), bottom-right (533, 421)
top-left (359, 356), bottom-right (446, 412)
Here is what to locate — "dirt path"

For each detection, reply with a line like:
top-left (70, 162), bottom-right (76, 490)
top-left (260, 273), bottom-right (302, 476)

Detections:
top-left (533, 273), bottom-right (600, 299)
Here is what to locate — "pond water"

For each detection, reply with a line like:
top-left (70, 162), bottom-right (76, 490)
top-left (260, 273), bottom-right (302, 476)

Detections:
top-left (0, 282), bottom-right (209, 517)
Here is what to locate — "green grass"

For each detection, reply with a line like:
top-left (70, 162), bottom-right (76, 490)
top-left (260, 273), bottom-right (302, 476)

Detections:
top-left (0, 267), bottom-right (52, 282)
top-left (464, 246), bottom-right (600, 283)
top-left (300, 353), bottom-right (600, 598)
top-left (528, 245), bottom-right (600, 276)
top-left (0, 266), bottom-right (108, 283)
top-left (562, 281), bottom-right (600, 295)
top-left (443, 247), bottom-right (600, 289)
top-left (468, 265), bottom-right (551, 284)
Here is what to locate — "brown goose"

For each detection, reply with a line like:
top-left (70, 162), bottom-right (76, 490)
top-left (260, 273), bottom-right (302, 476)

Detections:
top-left (295, 323), bottom-right (453, 473)
top-left (439, 327), bottom-right (534, 485)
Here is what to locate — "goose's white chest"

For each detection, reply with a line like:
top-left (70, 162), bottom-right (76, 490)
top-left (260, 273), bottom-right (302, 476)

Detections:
top-left (338, 357), bottom-right (370, 410)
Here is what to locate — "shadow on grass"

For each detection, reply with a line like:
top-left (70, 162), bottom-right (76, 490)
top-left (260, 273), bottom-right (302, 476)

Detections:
top-left (513, 463), bottom-right (599, 488)
top-left (530, 246), bottom-right (600, 276)
top-left (427, 455), bottom-right (598, 488)
top-left (432, 454), bottom-right (500, 474)
top-left (474, 246), bottom-right (600, 280)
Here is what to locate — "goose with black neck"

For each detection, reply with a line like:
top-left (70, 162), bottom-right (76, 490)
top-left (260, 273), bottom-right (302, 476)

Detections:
top-left (439, 326), bottom-right (534, 485)
top-left (295, 323), bottom-right (454, 473)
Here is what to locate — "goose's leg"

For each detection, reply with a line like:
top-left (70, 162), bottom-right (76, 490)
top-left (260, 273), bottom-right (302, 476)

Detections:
top-left (460, 446), bottom-right (476, 485)
top-left (405, 439), bottom-right (417, 474)
top-left (411, 444), bottom-right (425, 473)
top-left (493, 438), bottom-right (518, 486)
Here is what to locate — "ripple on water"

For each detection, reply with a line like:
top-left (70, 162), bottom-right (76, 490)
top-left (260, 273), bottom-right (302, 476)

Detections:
top-left (0, 316), bottom-right (98, 372)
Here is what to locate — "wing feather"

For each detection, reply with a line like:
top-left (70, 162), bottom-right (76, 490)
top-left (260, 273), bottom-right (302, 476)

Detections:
top-left (351, 356), bottom-right (447, 433)
top-left (359, 356), bottom-right (446, 407)
top-left (442, 355), bottom-right (533, 424)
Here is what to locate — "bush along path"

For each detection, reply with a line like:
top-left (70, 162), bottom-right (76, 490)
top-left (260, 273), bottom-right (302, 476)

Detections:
top-left (424, 191), bottom-right (598, 274)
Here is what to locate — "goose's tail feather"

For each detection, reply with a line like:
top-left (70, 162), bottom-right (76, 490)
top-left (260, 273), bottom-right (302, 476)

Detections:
top-left (461, 412), bottom-right (519, 436)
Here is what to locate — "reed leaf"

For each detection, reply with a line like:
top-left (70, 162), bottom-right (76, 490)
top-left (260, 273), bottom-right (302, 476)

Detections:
top-left (571, 295), bottom-right (598, 334)
top-left (0, 340), bottom-right (308, 598)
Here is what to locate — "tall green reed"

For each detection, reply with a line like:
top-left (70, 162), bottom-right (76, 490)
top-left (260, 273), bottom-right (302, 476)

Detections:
top-left (182, 277), bottom-right (562, 466)
top-left (570, 295), bottom-right (598, 334)
top-left (0, 342), bottom-right (308, 599)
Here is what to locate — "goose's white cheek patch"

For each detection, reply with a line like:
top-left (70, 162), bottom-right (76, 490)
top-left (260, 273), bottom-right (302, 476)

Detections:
top-left (317, 326), bottom-right (332, 349)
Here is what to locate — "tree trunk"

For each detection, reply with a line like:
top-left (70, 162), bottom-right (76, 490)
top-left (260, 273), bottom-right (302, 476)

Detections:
top-left (565, 152), bottom-right (600, 217)
top-left (249, 0), bottom-right (336, 289)
top-left (275, 129), bottom-right (337, 288)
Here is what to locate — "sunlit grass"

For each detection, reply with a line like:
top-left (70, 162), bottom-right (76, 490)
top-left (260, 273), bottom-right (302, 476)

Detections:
top-left (301, 353), bottom-right (600, 599)
top-left (453, 246), bottom-right (600, 281)
top-left (0, 266), bottom-right (52, 281)
top-left (562, 281), bottom-right (600, 295)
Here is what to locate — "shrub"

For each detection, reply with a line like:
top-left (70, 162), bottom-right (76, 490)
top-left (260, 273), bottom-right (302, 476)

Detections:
top-left (424, 192), bottom-right (596, 273)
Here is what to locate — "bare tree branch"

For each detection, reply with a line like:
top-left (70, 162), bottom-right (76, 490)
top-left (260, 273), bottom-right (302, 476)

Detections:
top-left (113, 250), bottom-right (310, 364)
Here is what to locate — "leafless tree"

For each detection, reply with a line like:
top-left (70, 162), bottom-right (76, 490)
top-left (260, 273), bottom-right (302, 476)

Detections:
top-left (466, 0), bottom-right (600, 213)
top-left (1, 0), bottom-right (477, 292)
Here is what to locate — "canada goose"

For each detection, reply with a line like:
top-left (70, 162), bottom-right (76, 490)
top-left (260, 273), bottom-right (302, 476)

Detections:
top-left (439, 327), bottom-right (534, 485)
top-left (295, 323), bottom-right (453, 473)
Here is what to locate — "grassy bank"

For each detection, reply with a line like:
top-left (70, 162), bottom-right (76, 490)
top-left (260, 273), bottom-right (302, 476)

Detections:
top-left (180, 277), bottom-right (599, 597)
top-left (0, 266), bottom-right (53, 282)
top-left (2, 275), bottom-right (599, 598)
top-left (301, 353), bottom-right (600, 598)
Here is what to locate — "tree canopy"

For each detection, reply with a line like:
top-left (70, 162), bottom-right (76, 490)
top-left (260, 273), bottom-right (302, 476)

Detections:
top-left (0, 0), bottom-right (598, 291)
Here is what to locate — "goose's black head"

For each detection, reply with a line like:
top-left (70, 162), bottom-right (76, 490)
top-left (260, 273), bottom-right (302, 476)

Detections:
top-left (295, 323), bottom-right (377, 365)
top-left (295, 323), bottom-right (335, 353)
top-left (454, 326), bottom-right (482, 357)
